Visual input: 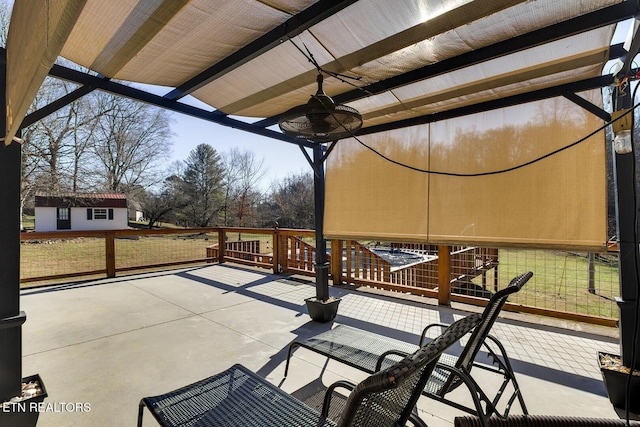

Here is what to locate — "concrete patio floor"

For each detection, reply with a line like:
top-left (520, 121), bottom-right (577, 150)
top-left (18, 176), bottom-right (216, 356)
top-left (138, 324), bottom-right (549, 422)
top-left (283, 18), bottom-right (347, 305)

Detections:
top-left (18, 263), bottom-right (626, 426)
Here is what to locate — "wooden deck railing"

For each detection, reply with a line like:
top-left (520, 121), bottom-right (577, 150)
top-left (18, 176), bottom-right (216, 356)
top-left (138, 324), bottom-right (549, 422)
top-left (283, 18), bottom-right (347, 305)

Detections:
top-left (20, 226), bottom-right (618, 326)
top-left (206, 239), bottom-right (273, 268)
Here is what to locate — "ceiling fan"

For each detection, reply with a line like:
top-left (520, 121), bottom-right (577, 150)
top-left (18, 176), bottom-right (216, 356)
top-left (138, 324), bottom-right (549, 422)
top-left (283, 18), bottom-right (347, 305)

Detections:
top-left (278, 72), bottom-right (363, 143)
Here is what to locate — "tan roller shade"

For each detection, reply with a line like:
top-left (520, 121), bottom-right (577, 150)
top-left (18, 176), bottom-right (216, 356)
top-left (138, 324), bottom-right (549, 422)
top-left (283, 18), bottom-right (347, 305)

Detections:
top-left (325, 126), bottom-right (430, 242)
top-left (325, 91), bottom-right (607, 250)
top-left (4, 0), bottom-right (87, 145)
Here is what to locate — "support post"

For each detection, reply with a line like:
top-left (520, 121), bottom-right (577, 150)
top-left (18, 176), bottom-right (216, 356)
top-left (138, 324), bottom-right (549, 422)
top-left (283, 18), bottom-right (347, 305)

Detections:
top-left (272, 224), bottom-right (280, 274)
top-left (217, 229), bottom-right (225, 264)
top-left (611, 87), bottom-right (640, 370)
top-left (0, 45), bottom-right (25, 402)
top-left (105, 232), bottom-right (116, 278)
top-left (313, 144), bottom-right (329, 301)
top-left (588, 253), bottom-right (596, 294)
top-left (303, 144), bottom-right (340, 322)
top-left (0, 140), bottom-right (24, 402)
top-left (330, 239), bottom-right (343, 284)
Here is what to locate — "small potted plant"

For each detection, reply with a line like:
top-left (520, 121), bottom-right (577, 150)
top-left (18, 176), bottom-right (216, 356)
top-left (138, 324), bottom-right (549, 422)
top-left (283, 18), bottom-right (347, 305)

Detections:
top-left (598, 351), bottom-right (639, 415)
top-left (305, 295), bottom-right (341, 322)
top-left (0, 374), bottom-right (48, 427)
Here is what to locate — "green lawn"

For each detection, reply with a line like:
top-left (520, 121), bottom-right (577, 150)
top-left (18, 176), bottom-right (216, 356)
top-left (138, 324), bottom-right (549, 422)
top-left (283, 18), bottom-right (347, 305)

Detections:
top-left (471, 249), bottom-right (619, 319)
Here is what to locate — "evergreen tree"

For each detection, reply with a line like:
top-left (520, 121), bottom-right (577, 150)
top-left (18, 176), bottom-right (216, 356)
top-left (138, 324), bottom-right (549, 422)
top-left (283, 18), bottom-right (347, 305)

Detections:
top-left (181, 144), bottom-right (225, 227)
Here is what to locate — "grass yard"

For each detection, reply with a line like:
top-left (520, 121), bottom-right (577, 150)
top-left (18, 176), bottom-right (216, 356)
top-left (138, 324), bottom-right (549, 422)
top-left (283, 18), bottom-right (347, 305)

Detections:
top-left (21, 237), bottom-right (106, 280)
top-left (20, 234), bottom-right (221, 283)
top-left (20, 231), bottom-right (276, 283)
top-left (472, 249), bottom-right (619, 319)
top-left (114, 233), bottom-right (219, 269)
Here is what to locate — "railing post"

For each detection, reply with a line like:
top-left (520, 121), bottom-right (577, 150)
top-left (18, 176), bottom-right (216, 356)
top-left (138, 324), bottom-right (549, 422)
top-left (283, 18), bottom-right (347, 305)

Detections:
top-left (105, 232), bottom-right (116, 278)
top-left (217, 229), bottom-right (225, 264)
top-left (330, 239), bottom-right (343, 284)
top-left (280, 234), bottom-right (289, 274)
top-left (588, 253), bottom-right (596, 294)
top-left (272, 224), bottom-right (280, 274)
top-left (438, 245), bottom-right (451, 306)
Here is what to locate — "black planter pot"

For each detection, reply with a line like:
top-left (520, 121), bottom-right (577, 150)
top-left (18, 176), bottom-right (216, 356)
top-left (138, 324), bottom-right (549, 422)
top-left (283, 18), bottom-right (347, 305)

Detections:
top-left (0, 374), bottom-right (47, 427)
top-left (305, 296), bottom-right (340, 323)
top-left (598, 351), bottom-right (640, 415)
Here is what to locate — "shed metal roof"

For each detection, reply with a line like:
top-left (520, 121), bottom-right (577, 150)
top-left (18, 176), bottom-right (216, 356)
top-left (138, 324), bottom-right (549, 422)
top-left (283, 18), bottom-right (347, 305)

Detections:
top-left (35, 193), bottom-right (128, 208)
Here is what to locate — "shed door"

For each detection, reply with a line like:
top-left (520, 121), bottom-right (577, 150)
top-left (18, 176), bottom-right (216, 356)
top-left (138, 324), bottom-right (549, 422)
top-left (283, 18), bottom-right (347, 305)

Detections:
top-left (57, 207), bottom-right (71, 230)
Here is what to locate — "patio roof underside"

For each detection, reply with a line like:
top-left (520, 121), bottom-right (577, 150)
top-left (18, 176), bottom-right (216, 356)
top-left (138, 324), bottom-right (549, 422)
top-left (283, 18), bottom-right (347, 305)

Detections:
top-left (6, 0), bottom-right (640, 146)
top-left (5, 0), bottom-right (640, 248)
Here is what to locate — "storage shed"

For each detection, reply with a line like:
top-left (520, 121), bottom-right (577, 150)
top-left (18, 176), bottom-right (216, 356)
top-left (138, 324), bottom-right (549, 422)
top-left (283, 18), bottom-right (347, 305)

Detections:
top-left (34, 193), bottom-right (128, 232)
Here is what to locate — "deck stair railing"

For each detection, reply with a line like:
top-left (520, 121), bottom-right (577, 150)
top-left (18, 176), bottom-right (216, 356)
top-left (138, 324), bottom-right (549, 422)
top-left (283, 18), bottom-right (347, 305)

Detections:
top-left (281, 235), bottom-right (319, 274)
top-left (450, 246), bottom-right (500, 293)
top-left (390, 242), bottom-right (438, 255)
top-left (388, 257), bottom-right (439, 291)
top-left (342, 240), bottom-right (392, 283)
top-left (206, 240), bottom-right (273, 268)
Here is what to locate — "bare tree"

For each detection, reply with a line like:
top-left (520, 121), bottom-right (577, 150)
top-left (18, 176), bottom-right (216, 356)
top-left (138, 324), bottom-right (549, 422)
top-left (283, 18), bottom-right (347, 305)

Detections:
top-left (19, 74), bottom-right (108, 228)
top-left (88, 93), bottom-right (173, 194)
top-left (0, 0), bottom-right (10, 46)
top-left (22, 77), bottom-right (103, 193)
top-left (267, 171), bottom-right (314, 229)
top-left (139, 176), bottom-right (188, 228)
top-left (221, 147), bottom-right (266, 227)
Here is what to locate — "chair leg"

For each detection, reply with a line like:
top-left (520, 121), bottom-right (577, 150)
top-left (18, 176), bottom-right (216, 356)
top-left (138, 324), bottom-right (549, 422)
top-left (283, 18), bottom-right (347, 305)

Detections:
top-left (517, 390), bottom-right (528, 415)
top-left (137, 400), bottom-right (145, 427)
top-left (284, 342), bottom-right (301, 377)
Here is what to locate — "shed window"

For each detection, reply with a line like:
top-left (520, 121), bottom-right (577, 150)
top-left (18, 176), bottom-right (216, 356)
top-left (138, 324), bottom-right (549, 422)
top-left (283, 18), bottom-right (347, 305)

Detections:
top-left (94, 208), bottom-right (107, 219)
top-left (57, 207), bottom-right (69, 220)
top-left (87, 208), bottom-right (114, 220)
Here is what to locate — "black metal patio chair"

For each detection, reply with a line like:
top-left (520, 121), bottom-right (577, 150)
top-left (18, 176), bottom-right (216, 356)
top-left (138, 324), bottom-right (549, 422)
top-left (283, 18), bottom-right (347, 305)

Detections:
top-left (285, 271), bottom-right (534, 427)
top-left (136, 314), bottom-right (480, 427)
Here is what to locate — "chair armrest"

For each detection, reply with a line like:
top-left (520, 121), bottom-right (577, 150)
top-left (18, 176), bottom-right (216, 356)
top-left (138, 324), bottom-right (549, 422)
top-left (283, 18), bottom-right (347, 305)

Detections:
top-left (322, 380), bottom-right (356, 417)
top-left (375, 349), bottom-right (411, 371)
top-left (420, 323), bottom-right (450, 346)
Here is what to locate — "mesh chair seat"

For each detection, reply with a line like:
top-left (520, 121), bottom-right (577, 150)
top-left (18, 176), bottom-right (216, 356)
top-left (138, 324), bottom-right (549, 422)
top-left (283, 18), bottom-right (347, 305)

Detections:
top-left (286, 324), bottom-right (420, 375)
top-left (138, 364), bottom-right (336, 427)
